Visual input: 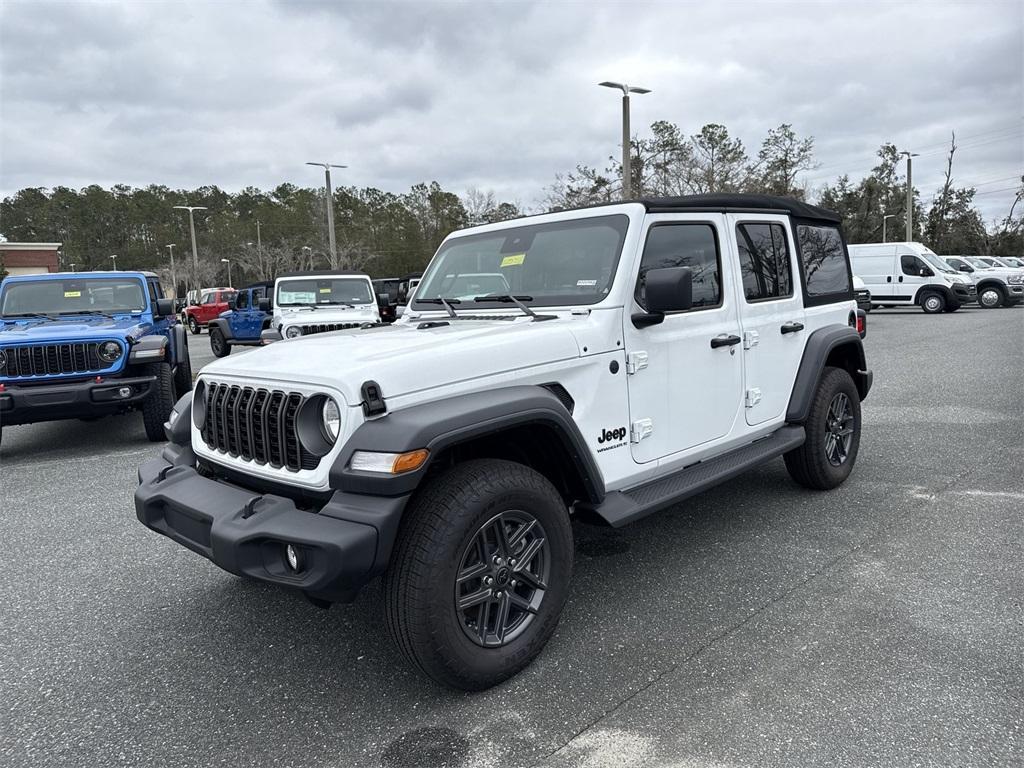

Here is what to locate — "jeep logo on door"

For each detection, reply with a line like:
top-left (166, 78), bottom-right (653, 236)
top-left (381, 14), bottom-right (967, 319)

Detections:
top-left (598, 427), bottom-right (627, 444)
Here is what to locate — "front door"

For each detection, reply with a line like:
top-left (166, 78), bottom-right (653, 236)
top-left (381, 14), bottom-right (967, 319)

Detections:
top-left (622, 214), bottom-right (745, 464)
top-left (898, 252), bottom-right (931, 302)
top-left (728, 215), bottom-right (806, 426)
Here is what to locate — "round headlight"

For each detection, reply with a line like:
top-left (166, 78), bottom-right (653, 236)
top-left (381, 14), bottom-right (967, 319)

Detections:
top-left (98, 341), bottom-right (122, 363)
top-left (285, 326), bottom-right (303, 339)
top-left (321, 399), bottom-right (341, 442)
top-left (0, 349), bottom-right (8, 371)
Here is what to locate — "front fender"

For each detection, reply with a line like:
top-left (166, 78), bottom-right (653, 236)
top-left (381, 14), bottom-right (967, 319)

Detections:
top-left (208, 316), bottom-right (234, 340)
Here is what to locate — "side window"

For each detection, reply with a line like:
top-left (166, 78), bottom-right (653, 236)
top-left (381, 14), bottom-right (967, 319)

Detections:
top-left (796, 224), bottom-right (852, 298)
top-left (147, 280), bottom-right (160, 302)
top-left (636, 223), bottom-right (721, 311)
top-left (901, 254), bottom-right (924, 276)
top-left (202, 293), bottom-right (215, 304)
top-left (736, 223), bottom-right (792, 302)
top-left (235, 291), bottom-right (249, 310)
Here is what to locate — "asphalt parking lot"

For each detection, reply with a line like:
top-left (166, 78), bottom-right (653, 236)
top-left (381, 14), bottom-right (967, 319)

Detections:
top-left (1, 307), bottom-right (1021, 768)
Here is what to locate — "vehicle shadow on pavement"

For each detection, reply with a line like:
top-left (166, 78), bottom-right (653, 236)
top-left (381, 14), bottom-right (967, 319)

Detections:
top-left (1, 413), bottom-right (154, 464)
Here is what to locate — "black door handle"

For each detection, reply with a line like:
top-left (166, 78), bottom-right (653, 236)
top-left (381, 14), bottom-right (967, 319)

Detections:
top-left (886, 276), bottom-right (892, 283)
top-left (898, 275), bottom-right (904, 282)
top-left (781, 321), bottom-right (805, 334)
top-left (710, 334), bottom-right (741, 348)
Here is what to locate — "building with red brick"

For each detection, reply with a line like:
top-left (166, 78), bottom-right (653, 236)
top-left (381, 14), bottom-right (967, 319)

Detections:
top-left (0, 243), bottom-right (62, 276)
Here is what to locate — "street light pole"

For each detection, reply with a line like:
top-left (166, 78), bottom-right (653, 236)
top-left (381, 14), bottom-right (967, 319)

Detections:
top-left (165, 244), bottom-right (177, 295)
top-left (306, 162), bottom-right (346, 269)
top-left (110, 254), bottom-right (118, 271)
top-left (882, 214), bottom-right (895, 243)
top-left (220, 258), bottom-right (232, 287)
top-left (599, 81), bottom-right (651, 199)
top-left (899, 151), bottom-right (919, 242)
top-left (173, 205), bottom-right (208, 291)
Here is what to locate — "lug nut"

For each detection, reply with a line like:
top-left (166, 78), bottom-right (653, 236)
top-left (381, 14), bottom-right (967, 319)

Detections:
top-left (509, 559), bottom-right (517, 567)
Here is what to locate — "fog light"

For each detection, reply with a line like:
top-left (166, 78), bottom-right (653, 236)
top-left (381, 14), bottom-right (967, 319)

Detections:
top-left (118, 386), bottom-right (132, 398)
top-left (285, 544), bottom-right (303, 572)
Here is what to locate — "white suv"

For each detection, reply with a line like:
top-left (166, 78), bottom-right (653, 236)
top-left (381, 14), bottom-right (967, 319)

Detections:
top-left (273, 271), bottom-right (381, 338)
top-left (136, 194), bottom-right (872, 690)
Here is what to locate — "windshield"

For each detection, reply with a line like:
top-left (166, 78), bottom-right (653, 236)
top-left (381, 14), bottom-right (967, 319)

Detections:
top-left (919, 252), bottom-right (957, 274)
top-left (1002, 257), bottom-right (1023, 268)
top-left (413, 214), bottom-right (630, 309)
top-left (0, 277), bottom-right (147, 317)
top-left (276, 277), bottom-right (373, 307)
top-left (966, 257), bottom-right (992, 269)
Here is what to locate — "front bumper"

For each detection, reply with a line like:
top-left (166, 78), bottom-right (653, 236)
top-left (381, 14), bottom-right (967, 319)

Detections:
top-left (855, 290), bottom-right (872, 311)
top-left (0, 375), bottom-right (156, 426)
top-left (135, 445), bottom-right (408, 603)
top-left (953, 284), bottom-right (978, 304)
top-left (1007, 284), bottom-right (1024, 301)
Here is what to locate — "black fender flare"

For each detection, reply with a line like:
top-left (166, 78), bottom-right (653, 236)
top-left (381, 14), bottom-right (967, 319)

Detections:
top-left (171, 324), bottom-right (187, 366)
top-left (208, 317), bottom-right (234, 341)
top-left (914, 283), bottom-right (957, 305)
top-left (786, 324), bottom-right (871, 423)
top-left (329, 385), bottom-right (605, 503)
top-left (128, 334), bottom-right (168, 364)
top-left (974, 278), bottom-right (1007, 296)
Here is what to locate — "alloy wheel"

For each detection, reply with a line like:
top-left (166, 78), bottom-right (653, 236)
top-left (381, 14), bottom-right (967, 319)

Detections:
top-left (824, 392), bottom-right (855, 466)
top-left (455, 510), bottom-right (549, 648)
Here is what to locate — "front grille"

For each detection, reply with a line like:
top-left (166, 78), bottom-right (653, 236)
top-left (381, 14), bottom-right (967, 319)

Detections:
top-left (0, 342), bottom-right (111, 378)
top-left (299, 322), bottom-right (362, 335)
top-left (200, 382), bottom-right (318, 472)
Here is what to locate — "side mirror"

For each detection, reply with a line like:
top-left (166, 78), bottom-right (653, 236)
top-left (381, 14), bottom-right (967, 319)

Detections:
top-left (633, 267), bottom-right (693, 328)
top-left (154, 298), bottom-right (174, 318)
top-left (958, 265), bottom-right (973, 273)
top-left (919, 267), bottom-right (933, 277)
top-left (257, 298), bottom-right (271, 312)
top-left (377, 292), bottom-right (392, 308)
top-left (260, 328), bottom-right (282, 345)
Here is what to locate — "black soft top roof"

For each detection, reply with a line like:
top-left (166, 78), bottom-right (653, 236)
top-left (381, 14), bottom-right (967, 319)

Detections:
top-left (637, 194), bottom-right (841, 223)
top-left (243, 281), bottom-right (274, 291)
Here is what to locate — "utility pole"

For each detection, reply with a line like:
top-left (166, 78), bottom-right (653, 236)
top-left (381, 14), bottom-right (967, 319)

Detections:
top-left (110, 254), bottom-right (118, 271)
top-left (599, 81), bottom-right (651, 199)
top-left (166, 244), bottom-right (177, 296)
top-left (899, 151), bottom-right (919, 242)
top-left (173, 205), bottom-right (208, 291)
top-left (306, 162), bottom-right (346, 269)
top-left (221, 258), bottom-right (232, 287)
top-left (882, 214), bottom-right (895, 243)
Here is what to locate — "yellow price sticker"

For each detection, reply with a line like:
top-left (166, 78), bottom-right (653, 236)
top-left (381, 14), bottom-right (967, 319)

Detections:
top-left (64, 291), bottom-right (82, 298)
top-left (500, 253), bottom-right (525, 268)
top-left (319, 287), bottom-right (331, 293)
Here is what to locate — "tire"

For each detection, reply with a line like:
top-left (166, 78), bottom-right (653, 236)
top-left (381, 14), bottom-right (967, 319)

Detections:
top-left (187, 315), bottom-right (201, 335)
top-left (141, 362), bottom-right (175, 442)
top-left (209, 327), bottom-right (231, 357)
top-left (944, 304), bottom-right (960, 313)
top-left (920, 291), bottom-right (945, 314)
top-left (383, 459), bottom-right (573, 691)
top-left (173, 336), bottom-right (193, 396)
top-left (784, 366), bottom-right (861, 491)
top-left (1001, 299), bottom-right (1020, 308)
top-left (977, 285), bottom-right (1004, 309)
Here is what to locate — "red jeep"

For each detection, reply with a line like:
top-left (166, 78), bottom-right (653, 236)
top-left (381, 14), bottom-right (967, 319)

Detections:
top-left (184, 288), bottom-right (236, 335)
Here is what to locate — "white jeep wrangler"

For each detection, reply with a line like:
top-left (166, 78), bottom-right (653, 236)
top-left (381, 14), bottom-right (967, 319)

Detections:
top-left (273, 271), bottom-right (381, 338)
top-left (136, 194), bottom-right (872, 690)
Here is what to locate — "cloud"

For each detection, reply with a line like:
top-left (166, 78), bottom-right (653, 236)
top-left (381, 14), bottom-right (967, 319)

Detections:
top-left (0, 0), bottom-right (1020, 221)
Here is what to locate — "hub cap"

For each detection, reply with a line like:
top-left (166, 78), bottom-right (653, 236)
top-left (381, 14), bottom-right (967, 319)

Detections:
top-left (824, 392), bottom-right (854, 466)
top-left (980, 289), bottom-right (999, 307)
top-left (924, 296), bottom-right (941, 311)
top-left (455, 510), bottom-right (549, 648)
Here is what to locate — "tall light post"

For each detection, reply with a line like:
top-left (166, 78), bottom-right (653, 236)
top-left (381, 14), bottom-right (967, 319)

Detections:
top-left (599, 81), bottom-right (651, 199)
top-left (882, 214), bottom-right (895, 243)
top-left (302, 245), bottom-right (313, 268)
top-left (110, 254), bottom-right (119, 271)
top-left (173, 205), bottom-right (208, 290)
top-left (306, 162), bottom-right (346, 269)
top-left (220, 258), bottom-right (232, 287)
top-left (899, 151), bottom-right (919, 242)
top-left (165, 244), bottom-right (177, 296)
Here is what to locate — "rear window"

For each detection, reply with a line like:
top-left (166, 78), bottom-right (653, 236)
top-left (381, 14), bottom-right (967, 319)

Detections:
top-left (796, 224), bottom-right (852, 299)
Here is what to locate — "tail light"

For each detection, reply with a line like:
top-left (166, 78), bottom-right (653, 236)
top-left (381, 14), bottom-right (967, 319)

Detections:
top-left (851, 309), bottom-right (867, 339)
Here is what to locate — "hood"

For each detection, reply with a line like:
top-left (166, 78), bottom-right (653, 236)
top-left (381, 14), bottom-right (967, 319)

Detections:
top-left (0, 314), bottom-right (151, 343)
top-left (202, 315), bottom-right (584, 404)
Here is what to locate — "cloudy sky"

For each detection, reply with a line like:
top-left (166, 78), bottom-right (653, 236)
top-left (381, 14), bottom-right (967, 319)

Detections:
top-left (1, 0), bottom-right (1021, 222)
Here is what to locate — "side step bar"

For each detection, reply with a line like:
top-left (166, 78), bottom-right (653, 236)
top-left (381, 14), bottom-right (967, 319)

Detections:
top-left (582, 425), bottom-right (806, 528)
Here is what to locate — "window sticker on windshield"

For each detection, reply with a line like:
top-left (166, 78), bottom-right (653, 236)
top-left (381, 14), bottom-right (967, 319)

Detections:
top-left (576, 280), bottom-right (597, 287)
top-left (64, 291), bottom-right (82, 298)
top-left (500, 253), bottom-right (526, 268)
top-left (319, 287), bottom-right (331, 293)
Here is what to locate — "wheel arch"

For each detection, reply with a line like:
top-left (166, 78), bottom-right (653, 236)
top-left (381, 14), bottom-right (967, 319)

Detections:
top-left (208, 317), bottom-right (234, 340)
top-left (913, 284), bottom-right (955, 306)
top-left (786, 325), bottom-right (871, 423)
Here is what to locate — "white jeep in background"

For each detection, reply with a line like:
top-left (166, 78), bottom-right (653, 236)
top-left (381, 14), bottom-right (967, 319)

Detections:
top-left (136, 193), bottom-right (872, 691)
top-left (273, 271), bottom-right (381, 338)
top-left (944, 256), bottom-right (1024, 308)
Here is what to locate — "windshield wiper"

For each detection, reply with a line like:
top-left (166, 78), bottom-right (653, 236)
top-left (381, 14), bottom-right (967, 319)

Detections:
top-left (473, 294), bottom-right (553, 321)
top-left (59, 310), bottom-right (119, 319)
top-left (2, 312), bottom-right (58, 320)
top-left (417, 297), bottom-right (461, 318)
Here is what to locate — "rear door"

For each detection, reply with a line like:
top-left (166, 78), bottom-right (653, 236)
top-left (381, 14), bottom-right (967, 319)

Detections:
top-left (728, 215), bottom-right (806, 426)
top-left (850, 246), bottom-right (896, 300)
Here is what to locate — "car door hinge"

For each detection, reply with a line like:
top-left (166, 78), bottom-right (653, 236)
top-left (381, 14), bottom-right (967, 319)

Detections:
top-left (745, 388), bottom-right (762, 408)
top-left (630, 418), bottom-right (653, 443)
top-left (625, 351), bottom-right (648, 375)
top-left (743, 330), bottom-right (760, 349)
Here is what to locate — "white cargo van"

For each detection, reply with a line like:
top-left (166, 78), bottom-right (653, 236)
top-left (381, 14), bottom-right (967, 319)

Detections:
top-left (848, 242), bottom-right (976, 313)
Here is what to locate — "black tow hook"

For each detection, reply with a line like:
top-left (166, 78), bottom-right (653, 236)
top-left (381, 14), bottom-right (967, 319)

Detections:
top-left (241, 496), bottom-right (262, 519)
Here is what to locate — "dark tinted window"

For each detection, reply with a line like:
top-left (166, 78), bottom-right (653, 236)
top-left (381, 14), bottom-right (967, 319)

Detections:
top-left (901, 254), bottom-right (924, 275)
top-left (636, 224), bottom-right (721, 310)
top-left (235, 291), bottom-right (249, 310)
top-left (796, 224), bottom-right (852, 297)
top-left (736, 223), bottom-right (792, 301)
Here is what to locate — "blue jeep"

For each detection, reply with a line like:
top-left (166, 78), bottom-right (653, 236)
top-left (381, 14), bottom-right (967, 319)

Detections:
top-left (206, 281), bottom-right (274, 358)
top-left (0, 271), bottom-right (191, 445)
